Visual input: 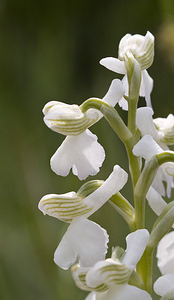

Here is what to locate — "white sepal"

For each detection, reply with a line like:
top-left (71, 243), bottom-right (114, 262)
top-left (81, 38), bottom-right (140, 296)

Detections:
top-left (43, 101), bottom-right (98, 136)
top-left (54, 218), bottom-right (109, 270)
top-left (50, 130), bottom-right (105, 180)
top-left (86, 259), bottom-right (131, 289)
top-left (38, 191), bottom-right (93, 223)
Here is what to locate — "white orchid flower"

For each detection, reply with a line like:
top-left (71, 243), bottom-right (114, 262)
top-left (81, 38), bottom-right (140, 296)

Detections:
top-left (39, 165), bottom-right (128, 270)
top-left (156, 231), bottom-right (174, 275)
top-left (154, 274), bottom-right (174, 299)
top-left (43, 79), bottom-right (125, 180)
top-left (72, 230), bottom-right (151, 300)
top-left (100, 31), bottom-right (154, 110)
top-left (133, 135), bottom-right (174, 197)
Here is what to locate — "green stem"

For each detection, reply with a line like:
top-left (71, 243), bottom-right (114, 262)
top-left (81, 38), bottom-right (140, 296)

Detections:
top-left (138, 202), bottom-right (174, 293)
top-left (125, 139), bottom-right (141, 189)
top-left (128, 99), bottom-right (137, 135)
top-left (134, 152), bottom-right (174, 229)
top-left (109, 192), bottom-right (136, 231)
top-left (136, 246), bottom-right (153, 294)
top-left (134, 156), bottom-right (159, 229)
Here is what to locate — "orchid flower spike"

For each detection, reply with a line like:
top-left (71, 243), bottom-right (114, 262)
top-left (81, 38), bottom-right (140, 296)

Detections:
top-left (133, 135), bottom-right (174, 197)
top-left (43, 79), bottom-right (125, 180)
top-left (38, 165), bottom-right (128, 270)
top-left (72, 229), bottom-right (151, 300)
top-left (100, 31), bottom-right (154, 110)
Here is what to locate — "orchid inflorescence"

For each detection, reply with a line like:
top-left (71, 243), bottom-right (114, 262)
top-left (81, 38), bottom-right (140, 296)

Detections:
top-left (38, 31), bottom-right (174, 299)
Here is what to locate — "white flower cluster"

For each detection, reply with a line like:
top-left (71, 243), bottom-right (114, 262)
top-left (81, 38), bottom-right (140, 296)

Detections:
top-left (38, 31), bottom-right (174, 299)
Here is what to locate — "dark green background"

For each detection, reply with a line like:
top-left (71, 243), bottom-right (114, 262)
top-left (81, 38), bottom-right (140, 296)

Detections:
top-left (1, 0), bottom-right (174, 299)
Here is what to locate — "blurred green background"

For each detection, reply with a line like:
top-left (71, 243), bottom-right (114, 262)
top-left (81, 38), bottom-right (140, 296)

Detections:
top-left (1, 0), bottom-right (174, 299)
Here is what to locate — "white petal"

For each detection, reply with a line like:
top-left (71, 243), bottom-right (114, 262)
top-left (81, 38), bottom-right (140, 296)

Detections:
top-left (102, 79), bottom-right (125, 106)
top-left (146, 187), bottom-right (167, 216)
top-left (100, 57), bottom-right (126, 74)
top-left (133, 135), bottom-right (163, 161)
top-left (51, 129), bottom-right (105, 180)
top-left (156, 231), bottom-right (174, 275)
top-left (84, 164), bottom-right (128, 217)
top-left (104, 284), bottom-right (152, 300)
top-left (154, 274), bottom-right (174, 296)
top-left (136, 107), bottom-right (159, 140)
top-left (121, 229), bottom-right (149, 270)
top-left (140, 70), bottom-right (153, 108)
top-left (54, 218), bottom-right (109, 269)
top-left (118, 97), bottom-right (128, 111)
top-left (87, 79), bottom-right (125, 121)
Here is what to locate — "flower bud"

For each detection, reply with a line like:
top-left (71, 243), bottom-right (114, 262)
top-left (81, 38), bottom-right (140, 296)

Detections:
top-left (119, 31), bottom-right (154, 70)
top-left (43, 101), bottom-right (99, 136)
